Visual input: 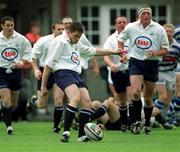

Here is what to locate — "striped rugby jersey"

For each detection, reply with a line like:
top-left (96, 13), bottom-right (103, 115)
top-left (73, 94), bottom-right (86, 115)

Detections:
top-left (174, 25), bottom-right (180, 43)
top-left (159, 39), bottom-right (180, 72)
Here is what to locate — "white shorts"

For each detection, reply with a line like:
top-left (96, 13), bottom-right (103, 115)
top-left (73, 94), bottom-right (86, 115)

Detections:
top-left (107, 68), bottom-right (113, 84)
top-left (176, 63), bottom-right (180, 74)
top-left (156, 71), bottom-right (176, 90)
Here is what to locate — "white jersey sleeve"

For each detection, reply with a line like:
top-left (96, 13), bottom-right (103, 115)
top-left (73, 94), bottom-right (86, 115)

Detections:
top-left (31, 37), bottom-right (45, 59)
top-left (118, 25), bottom-right (130, 43)
top-left (160, 27), bottom-right (170, 49)
top-left (31, 35), bottom-right (54, 67)
top-left (79, 34), bottom-right (94, 69)
top-left (18, 35), bottom-right (32, 62)
top-left (79, 42), bottom-right (96, 58)
top-left (80, 34), bottom-right (93, 47)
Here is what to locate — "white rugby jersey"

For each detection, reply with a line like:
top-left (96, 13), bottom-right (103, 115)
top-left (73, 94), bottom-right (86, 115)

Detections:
top-left (31, 34), bottom-right (55, 67)
top-left (79, 34), bottom-right (93, 70)
top-left (0, 30), bottom-right (32, 68)
top-left (45, 32), bottom-right (96, 74)
top-left (118, 20), bottom-right (169, 60)
top-left (62, 31), bottom-right (93, 70)
top-left (104, 30), bottom-right (129, 71)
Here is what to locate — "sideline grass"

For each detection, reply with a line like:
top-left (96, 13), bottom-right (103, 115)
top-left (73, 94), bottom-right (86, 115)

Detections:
top-left (0, 122), bottom-right (180, 152)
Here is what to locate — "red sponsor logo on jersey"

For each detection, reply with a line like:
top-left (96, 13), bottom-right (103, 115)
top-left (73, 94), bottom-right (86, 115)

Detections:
top-left (135, 36), bottom-right (152, 49)
top-left (163, 56), bottom-right (177, 62)
top-left (1, 48), bottom-right (18, 60)
top-left (137, 40), bottom-right (149, 46)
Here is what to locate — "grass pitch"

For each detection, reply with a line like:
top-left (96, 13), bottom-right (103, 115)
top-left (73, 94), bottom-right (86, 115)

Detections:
top-left (0, 122), bottom-right (180, 152)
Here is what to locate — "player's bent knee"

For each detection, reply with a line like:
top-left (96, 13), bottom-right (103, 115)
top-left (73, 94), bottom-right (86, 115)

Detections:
top-left (81, 100), bottom-right (92, 109)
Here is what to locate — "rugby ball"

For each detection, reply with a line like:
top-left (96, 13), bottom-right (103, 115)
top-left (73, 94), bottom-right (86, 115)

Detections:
top-left (84, 122), bottom-right (103, 141)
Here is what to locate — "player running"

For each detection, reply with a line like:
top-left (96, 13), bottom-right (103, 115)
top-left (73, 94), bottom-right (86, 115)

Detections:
top-left (27, 21), bottom-right (65, 133)
top-left (0, 16), bottom-right (31, 134)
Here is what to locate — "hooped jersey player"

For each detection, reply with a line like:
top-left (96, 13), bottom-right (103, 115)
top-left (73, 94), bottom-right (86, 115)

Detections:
top-left (174, 24), bottom-right (180, 43)
top-left (159, 39), bottom-right (180, 72)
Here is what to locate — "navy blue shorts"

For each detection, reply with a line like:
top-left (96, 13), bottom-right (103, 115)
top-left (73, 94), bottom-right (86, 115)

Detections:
top-left (37, 67), bottom-right (55, 90)
top-left (129, 58), bottom-right (159, 82)
top-left (105, 119), bottom-right (121, 130)
top-left (54, 69), bottom-right (87, 91)
top-left (111, 70), bottom-right (130, 93)
top-left (0, 68), bottom-right (22, 90)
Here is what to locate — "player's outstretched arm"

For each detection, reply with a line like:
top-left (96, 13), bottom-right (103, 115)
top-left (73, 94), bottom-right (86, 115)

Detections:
top-left (95, 48), bottom-right (121, 56)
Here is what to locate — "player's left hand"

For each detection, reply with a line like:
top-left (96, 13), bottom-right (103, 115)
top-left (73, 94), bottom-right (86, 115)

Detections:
top-left (117, 48), bottom-right (126, 56)
top-left (97, 123), bottom-right (105, 130)
top-left (11, 61), bottom-right (24, 69)
top-left (120, 55), bottom-right (128, 63)
top-left (146, 50), bottom-right (154, 58)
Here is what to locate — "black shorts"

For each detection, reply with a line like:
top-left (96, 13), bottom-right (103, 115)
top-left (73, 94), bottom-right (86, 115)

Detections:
top-left (129, 58), bottom-right (159, 82)
top-left (0, 68), bottom-right (22, 90)
top-left (37, 67), bottom-right (55, 90)
top-left (105, 119), bottom-right (121, 130)
top-left (111, 70), bottom-right (130, 93)
top-left (54, 69), bottom-right (87, 91)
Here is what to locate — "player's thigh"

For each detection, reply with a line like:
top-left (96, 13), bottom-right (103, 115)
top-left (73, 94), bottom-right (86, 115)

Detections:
top-left (108, 103), bottom-right (120, 123)
top-left (0, 88), bottom-right (11, 107)
top-left (52, 83), bottom-right (64, 106)
top-left (92, 100), bottom-right (102, 110)
top-left (103, 98), bottom-right (120, 123)
top-left (11, 90), bottom-right (20, 108)
top-left (130, 75), bottom-right (143, 92)
top-left (176, 74), bottom-right (180, 96)
top-left (79, 87), bottom-right (91, 109)
top-left (65, 84), bottom-right (80, 107)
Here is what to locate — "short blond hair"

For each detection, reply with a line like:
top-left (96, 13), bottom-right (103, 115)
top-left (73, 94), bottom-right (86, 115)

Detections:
top-left (163, 23), bottom-right (175, 31)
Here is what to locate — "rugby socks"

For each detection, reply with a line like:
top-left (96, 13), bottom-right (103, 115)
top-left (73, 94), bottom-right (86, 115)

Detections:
top-left (53, 106), bottom-right (63, 128)
top-left (166, 96), bottom-right (180, 123)
top-left (64, 105), bottom-right (78, 132)
top-left (154, 99), bottom-right (165, 112)
top-left (166, 101), bottom-right (175, 123)
top-left (132, 99), bottom-right (142, 122)
top-left (144, 106), bottom-right (153, 126)
top-left (172, 96), bottom-right (180, 112)
top-left (78, 109), bottom-right (93, 137)
top-left (91, 105), bottom-right (107, 121)
top-left (128, 103), bottom-right (134, 125)
top-left (2, 106), bottom-right (12, 127)
top-left (120, 105), bottom-right (128, 125)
